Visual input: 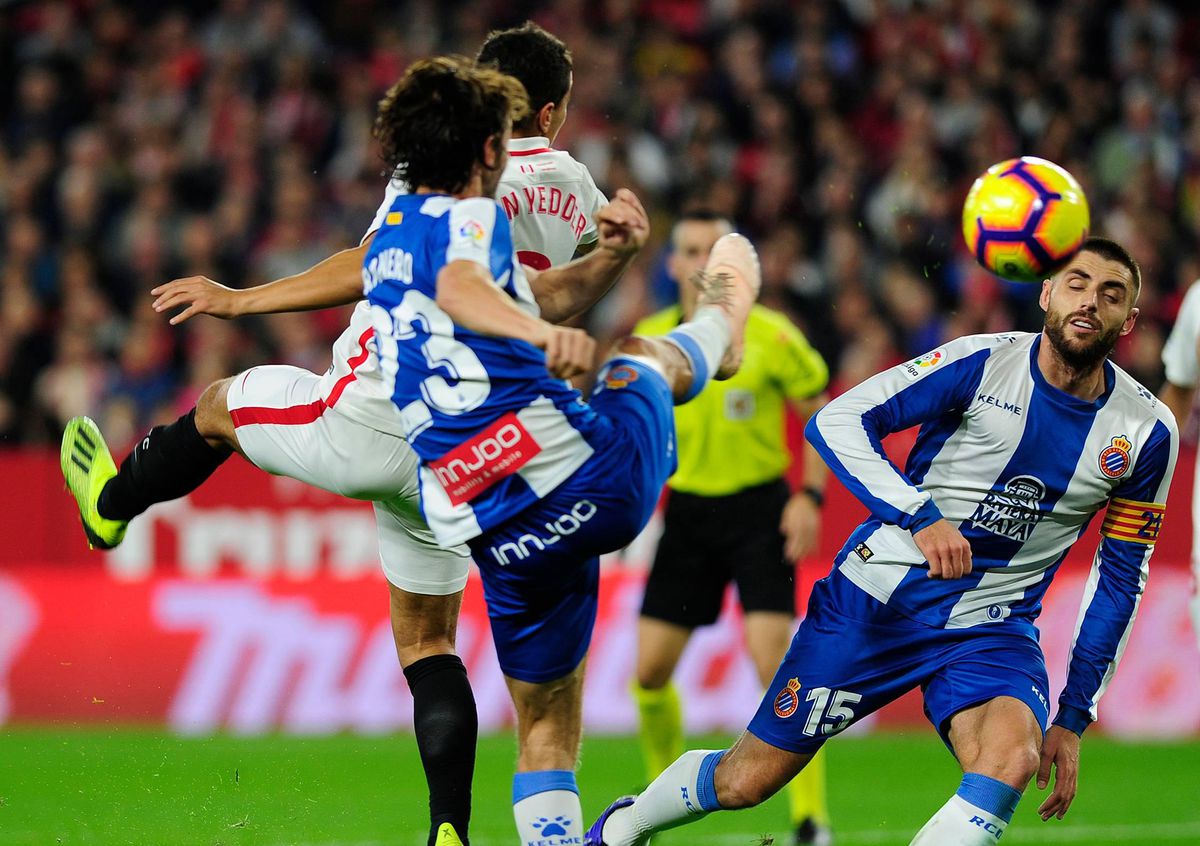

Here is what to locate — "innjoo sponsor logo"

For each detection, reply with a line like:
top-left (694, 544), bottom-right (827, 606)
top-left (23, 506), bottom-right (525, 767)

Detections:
top-left (489, 500), bottom-right (599, 564)
top-left (430, 413), bottom-right (543, 506)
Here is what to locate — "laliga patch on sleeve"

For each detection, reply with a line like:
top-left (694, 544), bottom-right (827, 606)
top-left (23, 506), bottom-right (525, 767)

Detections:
top-left (457, 219), bottom-right (487, 244)
top-left (900, 347), bottom-right (947, 380)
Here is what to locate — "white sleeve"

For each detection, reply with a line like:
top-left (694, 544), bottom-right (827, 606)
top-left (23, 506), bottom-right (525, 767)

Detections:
top-left (578, 167), bottom-right (607, 244)
top-left (362, 176), bottom-right (409, 244)
top-left (445, 198), bottom-right (499, 268)
top-left (1163, 281), bottom-right (1200, 387)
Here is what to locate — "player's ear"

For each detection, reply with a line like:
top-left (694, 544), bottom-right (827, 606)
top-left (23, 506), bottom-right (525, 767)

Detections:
top-left (536, 101), bottom-right (556, 135)
top-left (1039, 277), bottom-right (1052, 311)
top-left (483, 132), bottom-right (504, 170)
top-left (1120, 307), bottom-right (1139, 336)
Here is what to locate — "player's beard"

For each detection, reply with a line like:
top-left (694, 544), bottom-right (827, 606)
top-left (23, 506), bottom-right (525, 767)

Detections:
top-left (1043, 309), bottom-right (1122, 371)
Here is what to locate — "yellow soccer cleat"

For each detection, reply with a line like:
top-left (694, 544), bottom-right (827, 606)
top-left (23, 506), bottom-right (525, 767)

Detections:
top-left (60, 416), bottom-right (127, 550)
top-left (435, 822), bottom-right (465, 845)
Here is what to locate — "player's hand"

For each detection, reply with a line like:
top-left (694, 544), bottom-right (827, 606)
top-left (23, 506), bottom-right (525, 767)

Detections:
top-left (1037, 725), bottom-right (1081, 820)
top-left (539, 325), bottom-right (595, 380)
top-left (596, 188), bottom-right (649, 257)
top-left (913, 519), bottom-right (973, 578)
top-left (780, 492), bottom-right (820, 561)
top-left (151, 276), bottom-right (243, 325)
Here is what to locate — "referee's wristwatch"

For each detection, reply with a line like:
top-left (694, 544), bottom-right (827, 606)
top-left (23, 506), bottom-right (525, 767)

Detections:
top-left (799, 485), bottom-right (825, 508)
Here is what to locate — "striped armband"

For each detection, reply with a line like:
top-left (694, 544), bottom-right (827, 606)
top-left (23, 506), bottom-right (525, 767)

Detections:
top-left (1100, 498), bottom-right (1166, 545)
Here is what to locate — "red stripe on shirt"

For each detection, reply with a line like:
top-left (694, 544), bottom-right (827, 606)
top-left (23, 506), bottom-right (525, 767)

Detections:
top-left (324, 328), bottom-right (375, 408)
top-left (231, 399), bottom-right (327, 428)
top-left (508, 148), bottom-right (553, 156)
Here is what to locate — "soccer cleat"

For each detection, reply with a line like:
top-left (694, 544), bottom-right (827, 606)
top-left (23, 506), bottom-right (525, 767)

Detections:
top-left (60, 416), bottom-right (127, 550)
top-left (794, 817), bottom-right (834, 846)
top-left (434, 822), bottom-right (465, 845)
top-left (693, 232), bottom-right (761, 379)
top-left (584, 795), bottom-right (638, 846)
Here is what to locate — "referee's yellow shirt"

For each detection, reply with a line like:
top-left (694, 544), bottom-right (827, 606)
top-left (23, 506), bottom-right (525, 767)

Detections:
top-left (635, 304), bottom-right (829, 497)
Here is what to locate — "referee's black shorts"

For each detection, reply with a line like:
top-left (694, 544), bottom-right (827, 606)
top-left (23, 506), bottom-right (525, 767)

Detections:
top-left (640, 478), bottom-right (796, 628)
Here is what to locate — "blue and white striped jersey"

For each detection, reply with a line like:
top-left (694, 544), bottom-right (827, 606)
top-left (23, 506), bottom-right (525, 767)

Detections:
top-left (363, 192), bottom-right (597, 546)
top-left (808, 332), bottom-right (1178, 731)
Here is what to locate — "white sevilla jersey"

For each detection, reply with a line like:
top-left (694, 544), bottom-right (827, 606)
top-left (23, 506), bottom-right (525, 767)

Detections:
top-left (809, 332), bottom-right (1177, 726)
top-left (319, 138), bottom-right (606, 437)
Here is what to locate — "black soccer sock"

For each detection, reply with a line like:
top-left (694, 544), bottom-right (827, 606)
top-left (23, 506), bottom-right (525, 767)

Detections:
top-left (403, 653), bottom-right (478, 846)
top-left (97, 409), bottom-right (231, 521)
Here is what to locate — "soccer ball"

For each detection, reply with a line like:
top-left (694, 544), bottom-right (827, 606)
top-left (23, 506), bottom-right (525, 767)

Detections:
top-left (962, 156), bottom-right (1090, 284)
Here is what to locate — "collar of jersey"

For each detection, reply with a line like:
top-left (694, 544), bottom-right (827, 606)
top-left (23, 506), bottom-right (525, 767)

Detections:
top-left (509, 136), bottom-right (553, 153)
top-left (1028, 333), bottom-right (1115, 411)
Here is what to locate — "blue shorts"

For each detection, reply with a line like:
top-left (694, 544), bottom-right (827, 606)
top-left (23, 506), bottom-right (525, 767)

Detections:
top-left (748, 572), bottom-right (1051, 754)
top-left (468, 358), bottom-right (677, 683)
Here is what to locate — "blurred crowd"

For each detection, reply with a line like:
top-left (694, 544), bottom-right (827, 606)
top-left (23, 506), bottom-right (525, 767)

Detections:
top-left (2, 0), bottom-right (1199, 448)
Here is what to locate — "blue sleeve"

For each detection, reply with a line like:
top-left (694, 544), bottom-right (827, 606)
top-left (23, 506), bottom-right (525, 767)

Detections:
top-left (1054, 417), bottom-right (1178, 735)
top-left (806, 340), bottom-right (991, 531)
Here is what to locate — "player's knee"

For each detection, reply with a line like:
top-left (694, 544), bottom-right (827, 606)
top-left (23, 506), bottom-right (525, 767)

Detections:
top-left (635, 656), bottom-right (675, 690)
top-left (394, 638), bottom-right (455, 669)
top-left (612, 335), bottom-right (657, 359)
top-left (976, 740), bottom-right (1040, 789)
top-left (195, 378), bottom-right (236, 448)
top-left (1007, 742), bottom-right (1041, 788)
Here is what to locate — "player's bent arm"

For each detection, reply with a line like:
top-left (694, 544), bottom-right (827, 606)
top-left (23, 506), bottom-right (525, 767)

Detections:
top-left (1157, 380), bottom-right (1194, 429)
top-left (436, 260), bottom-right (594, 380)
top-left (528, 188), bottom-right (649, 324)
top-left (1055, 417), bottom-right (1177, 736)
top-left (437, 260), bottom-right (550, 344)
top-left (153, 238), bottom-right (372, 324)
top-left (805, 340), bottom-right (992, 531)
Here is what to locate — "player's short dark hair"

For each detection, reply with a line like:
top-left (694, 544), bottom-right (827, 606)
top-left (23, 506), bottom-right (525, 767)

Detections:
top-left (476, 22), bottom-right (572, 132)
top-left (374, 56), bottom-right (529, 194)
top-left (1076, 236), bottom-right (1142, 298)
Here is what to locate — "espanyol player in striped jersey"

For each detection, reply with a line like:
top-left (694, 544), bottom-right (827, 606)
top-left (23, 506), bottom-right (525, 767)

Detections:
top-left (366, 57), bottom-right (760, 846)
top-left (60, 25), bottom-right (637, 846)
top-left (588, 237), bottom-right (1178, 846)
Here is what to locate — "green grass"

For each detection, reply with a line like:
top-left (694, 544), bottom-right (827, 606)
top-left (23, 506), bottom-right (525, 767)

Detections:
top-left (0, 729), bottom-right (1197, 845)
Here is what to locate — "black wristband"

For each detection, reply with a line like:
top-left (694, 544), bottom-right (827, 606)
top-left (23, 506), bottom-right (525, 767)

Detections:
top-left (800, 486), bottom-right (825, 508)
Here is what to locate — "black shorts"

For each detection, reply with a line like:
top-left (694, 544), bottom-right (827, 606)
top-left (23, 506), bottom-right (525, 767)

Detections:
top-left (640, 478), bottom-right (795, 628)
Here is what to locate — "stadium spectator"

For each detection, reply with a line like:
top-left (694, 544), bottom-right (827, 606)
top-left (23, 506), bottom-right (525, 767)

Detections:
top-left (2, 0), bottom-right (1199, 449)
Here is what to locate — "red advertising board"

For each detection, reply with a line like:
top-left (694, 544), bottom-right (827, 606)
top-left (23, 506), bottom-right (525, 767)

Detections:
top-left (2, 444), bottom-right (1199, 737)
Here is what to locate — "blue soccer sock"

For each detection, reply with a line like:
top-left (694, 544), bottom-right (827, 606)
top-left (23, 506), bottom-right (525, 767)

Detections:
top-left (663, 305), bottom-right (729, 402)
top-left (512, 770), bottom-right (583, 846)
top-left (600, 749), bottom-right (725, 845)
top-left (910, 772), bottom-right (1022, 845)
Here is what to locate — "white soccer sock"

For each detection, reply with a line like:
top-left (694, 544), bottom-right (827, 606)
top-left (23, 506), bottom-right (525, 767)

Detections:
top-left (601, 749), bottom-right (725, 846)
top-left (512, 770), bottom-right (583, 846)
top-left (910, 773), bottom-right (1022, 845)
top-left (663, 306), bottom-right (730, 402)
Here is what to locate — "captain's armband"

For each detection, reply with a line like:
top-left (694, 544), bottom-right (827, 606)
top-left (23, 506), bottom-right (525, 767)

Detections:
top-left (1100, 497), bottom-right (1165, 545)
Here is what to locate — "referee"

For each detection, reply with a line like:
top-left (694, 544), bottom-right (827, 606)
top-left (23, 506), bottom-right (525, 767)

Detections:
top-left (632, 210), bottom-right (833, 846)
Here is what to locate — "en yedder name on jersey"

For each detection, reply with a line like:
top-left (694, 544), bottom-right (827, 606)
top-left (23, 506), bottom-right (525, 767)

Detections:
top-left (498, 185), bottom-right (590, 239)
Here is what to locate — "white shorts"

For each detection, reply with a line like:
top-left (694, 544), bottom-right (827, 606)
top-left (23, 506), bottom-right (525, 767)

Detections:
top-left (226, 365), bottom-right (470, 595)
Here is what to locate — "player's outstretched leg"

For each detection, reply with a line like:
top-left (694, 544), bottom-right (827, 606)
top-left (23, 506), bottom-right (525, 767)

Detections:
top-left (612, 232), bottom-right (761, 406)
top-left (62, 379), bottom-right (235, 549)
top-left (586, 730), bottom-right (810, 846)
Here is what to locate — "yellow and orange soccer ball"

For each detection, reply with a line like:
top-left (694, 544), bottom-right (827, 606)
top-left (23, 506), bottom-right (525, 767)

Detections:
top-left (962, 156), bottom-right (1090, 284)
